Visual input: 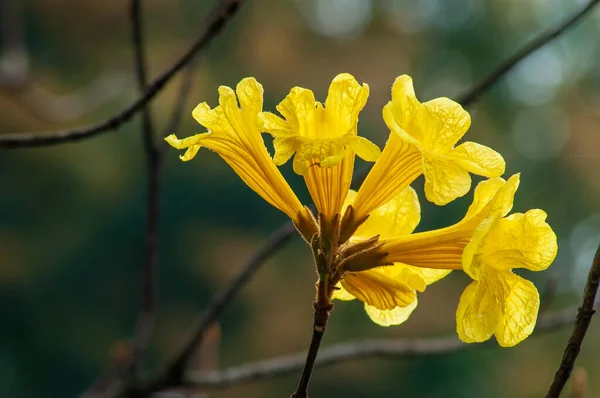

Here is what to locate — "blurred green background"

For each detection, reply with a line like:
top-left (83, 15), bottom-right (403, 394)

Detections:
top-left (1, 0), bottom-right (600, 396)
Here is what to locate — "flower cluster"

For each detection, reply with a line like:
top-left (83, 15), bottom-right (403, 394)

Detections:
top-left (166, 73), bottom-right (557, 347)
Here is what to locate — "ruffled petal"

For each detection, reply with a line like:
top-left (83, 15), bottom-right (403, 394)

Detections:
top-left (481, 209), bottom-right (558, 272)
top-left (276, 87), bottom-right (317, 139)
top-left (456, 278), bottom-right (500, 344)
top-left (341, 270), bottom-right (416, 310)
top-left (421, 97), bottom-right (471, 152)
top-left (324, 73), bottom-right (370, 137)
top-left (462, 175), bottom-right (519, 224)
top-left (364, 299), bottom-right (418, 327)
top-left (495, 272), bottom-right (540, 347)
top-left (236, 77), bottom-right (263, 119)
top-left (166, 80), bottom-right (311, 233)
top-left (450, 141), bottom-right (505, 178)
top-left (423, 154), bottom-right (471, 206)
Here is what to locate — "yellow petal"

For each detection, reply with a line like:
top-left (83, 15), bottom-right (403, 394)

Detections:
top-left (495, 272), bottom-right (540, 347)
top-left (456, 279), bottom-right (499, 343)
top-left (449, 141), bottom-right (505, 178)
top-left (332, 282), bottom-right (356, 301)
top-left (462, 175), bottom-right (520, 224)
top-left (165, 133), bottom-right (210, 162)
top-left (457, 268), bottom-right (541, 346)
top-left (383, 75), bottom-right (424, 145)
top-left (481, 209), bottom-right (558, 272)
top-left (354, 186), bottom-right (421, 239)
top-left (364, 299), bottom-right (418, 327)
top-left (421, 97), bottom-right (471, 152)
top-left (236, 77), bottom-right (264, 119)
top-left (166, 78), bottom-right (312, 235)
top-left (413, 267), bottom-right (452, 285)
top-left (324, 73), bottom-right (370, 137)
top-left (260, 74), bottom-right (375, 176)
top-left (276, 87), bottom-right (317, 139)
top-left (352, 133), bottom-right (422, 221)
top-left (272, 136), bottom-right (300, 166)
top-left (341, 269), bottom-right (416, 310)
top-left (352, 135), bottom-right (381, 162)
top-left (423, 154), bottom-right (471, 206)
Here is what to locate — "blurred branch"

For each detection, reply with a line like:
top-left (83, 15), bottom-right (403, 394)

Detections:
top-left (546, 242), bottom-right (600, 398)
top-left (143, 222), bottom-right (297, 393)
top-left (176, 305), bottom-right (583, 392)
top-left (162, 56), bottom-right (201, 138)
top-left (130, 0), bottom-right (161, 377)
top-left (457, 0), bottom-right (600, 107)
top-left (0, 0), bottom-right (244, 148)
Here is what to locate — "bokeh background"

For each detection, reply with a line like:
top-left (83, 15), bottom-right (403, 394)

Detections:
top-left (1, 0), bottom-right (600, 397)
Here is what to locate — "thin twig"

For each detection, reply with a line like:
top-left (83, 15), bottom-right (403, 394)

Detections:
top-left (179, 305), bottom-right (582, 392)
top-left (162, 56), bottom-right (201, 139)
top-left (457, 0), bottom-right (600, 107)
top-left (546, 243), bottom-right (600, 398)
top-left (130, 0), bottom-right (161, 377)
top-left (144, 222), bottom-right (297, 392)
top-left (0, 0), bottom-right (244, 148)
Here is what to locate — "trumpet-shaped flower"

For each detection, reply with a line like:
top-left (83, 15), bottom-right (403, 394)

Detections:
top-left (351, 75), bottom-right (505, 223)
top-left (260, 73), bottom-right (381, 220)
top-left (380, 174), bottom-right (520, 270)
top-left (333, 188), bottom-right (451, 326)
top-left (457, 209), bottom-right (558, 346)
top-left (165, 78), bottom-right (315, 238)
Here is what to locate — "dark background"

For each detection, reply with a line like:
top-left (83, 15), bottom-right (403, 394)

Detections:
top-left (1, 0), bottom-right (600, 396)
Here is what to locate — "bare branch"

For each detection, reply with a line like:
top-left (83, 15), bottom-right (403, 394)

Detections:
top-left (546, 243), bottom-right (600, 398)
top-left (179, 305), bottom-right (582, 392)
top-left (162, 56), bottom-right (201, 138)
top-left (457, 0), bottom-right (600, 107)
top-left (148, 222), bottom-right (297, 391)
top-left (0, 0), bottom-right (244, 148)
top-left (130, 0), bottom-right (161, 377)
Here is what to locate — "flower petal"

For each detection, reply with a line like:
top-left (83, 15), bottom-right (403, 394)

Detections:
top-left (236, 77), bottom-right (263, 119)
top-left (354, 186), bottom-right (421, 239)
top-left (462, 175), bottom-right (520, 224)
top-left (481, 209), bottom-right (558, 272)
top-left (341, 269), bottom-right (416, 310)
top-left (352, 133), bottom-right (422, 221)
top-left (324, 73), bottom-right (370, 137)
top-left (495, 272), bottom-right (540, 347)
top-left (423, 154), bottom-right (472, 205)
top-left (364, 299), bottom-right (418, 327)
top-left (276, 87), bottom-right (317, 139)
top-left (456, 279), bottom-right (500, 344)
top-left (421, 97), bottom-right (471, 152)
top-left (166, 81), bottom-right (312, 236)
top-left (352, 135), bottom-right (381, 162)
top-left (332, 282), bottom-right (356, 301)
top-left (449, 141), bottom-right (505, 178)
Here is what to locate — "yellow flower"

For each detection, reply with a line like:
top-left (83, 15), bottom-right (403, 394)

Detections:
top-left (259, 73), bottom-right (381, 220)
top-left (457, 209), bottom-right (558, 346)
top-left (333, 188), bottom-right (450, 326)
top-left (165, 78), bottom-right (315, 238)
top-left (352, 75), bottom-right (505, 223)
top-left (380, 174), bottom-right (520, 270)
